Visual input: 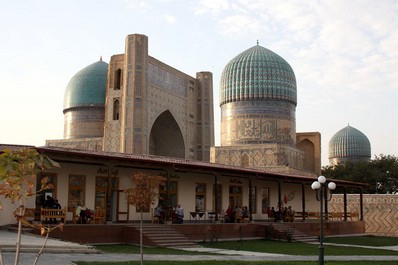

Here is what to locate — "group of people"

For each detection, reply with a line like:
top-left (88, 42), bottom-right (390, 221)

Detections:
top-left (267, 206), bottom-right (294, 222)
top-left (155, 203), bottom-right (184, 224)
top-left (225, 205), bottom-right (249, 223)
top-left (40, 195), bottom-right (62, 223)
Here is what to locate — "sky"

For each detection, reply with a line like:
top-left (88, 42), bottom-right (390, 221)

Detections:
top-left (1, 0), bottom-right (397, 167)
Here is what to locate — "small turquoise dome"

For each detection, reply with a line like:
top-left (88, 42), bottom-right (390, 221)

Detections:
top-left (220, 44), bottom-right (297, 106)
top-left (329, 125), bottom-right (371, 164)
top-left (63, 59), bottom-right (108, 110)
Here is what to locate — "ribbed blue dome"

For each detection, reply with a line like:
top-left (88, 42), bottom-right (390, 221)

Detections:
top-left (329, 125), bottom-right (371, 162)
top-left (63, 60), bottom-right (108, 110)
top-left (220, 44), bottom-right (297, 106)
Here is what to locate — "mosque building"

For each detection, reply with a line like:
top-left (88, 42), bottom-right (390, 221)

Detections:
top-left (47, 33), bottom-right (321, 177)
top-left (328, 125), bottom-right (371, 165)
top-left (47, 34), bottom-right (214, 162)
top-left (2, 33), bottom-right (370, 231)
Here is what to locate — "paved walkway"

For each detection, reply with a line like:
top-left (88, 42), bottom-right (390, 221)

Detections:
top-left (1, 230), bottom-right (398, 265)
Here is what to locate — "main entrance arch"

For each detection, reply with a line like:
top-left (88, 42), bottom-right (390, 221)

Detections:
top-left (149, 110), bottom-right (185, 158)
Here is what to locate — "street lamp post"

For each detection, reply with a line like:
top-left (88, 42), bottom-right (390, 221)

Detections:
top-left (311, 175), bottom-right (336, 265)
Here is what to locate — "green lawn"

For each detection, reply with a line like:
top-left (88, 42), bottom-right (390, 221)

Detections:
top-left (95, 237), bottom-right (398, 256)
top-left (324, 235), bottom-right (398, 246)
top-left (75, 237), bottom-right (398, 265)
top-left (95, 244), bottom-right (214, 255)
top-left (199, 239), bottom-right (397, 256)
top-left (75, 261), bottom-right (398, 265)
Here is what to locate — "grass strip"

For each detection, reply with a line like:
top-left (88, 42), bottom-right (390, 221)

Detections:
top-left (75, 261), bottom-right (398, 265)
top-left (199, 240), bottom-right (398, 256)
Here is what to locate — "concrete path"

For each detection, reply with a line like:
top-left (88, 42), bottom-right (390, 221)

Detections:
top-left (1, 230), bottom-right (398, 265)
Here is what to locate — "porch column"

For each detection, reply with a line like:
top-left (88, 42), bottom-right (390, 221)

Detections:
top-left (301, 184), bottom-right (306, 221)
top-left (343, 187), bottom-right (348, 221)
top-left (359, 188), bottom-right (364, 221)
top-left (165, 172), bottom-right (170, 208)
top-left (248, 178), bottom-right (253, 221)
top-left (277, 181), bottom-right (282, 213)
top-left (214, 174), bottom-right (219, 221)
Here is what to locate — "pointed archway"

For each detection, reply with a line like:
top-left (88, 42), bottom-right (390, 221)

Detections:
top-left (149, 110), bottom-right (185, 158)
top-left (297, 139), bottom-right (315, 172)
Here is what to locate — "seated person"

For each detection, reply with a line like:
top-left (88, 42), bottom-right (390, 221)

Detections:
top-left (155, 204), bottom-right (165, 223)
top-left (76, 205), bottom-right (87, 224)
top-left (235, 205), bottom-right (242, 223)
top-left (175, 204), bottom-right (184, 224)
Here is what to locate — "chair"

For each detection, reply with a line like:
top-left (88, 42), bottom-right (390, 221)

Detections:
top-left (93, 207), bottom-right (106, 224)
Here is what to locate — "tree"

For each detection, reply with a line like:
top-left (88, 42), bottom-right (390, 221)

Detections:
top-left (322, 154), bottom-right (398, 194)
top-left (371, 155), bottom-right (398, 194)
top-left (124, 172), bottom-right (166, 265)
top-left (0, 148), bottom-right (61, 265)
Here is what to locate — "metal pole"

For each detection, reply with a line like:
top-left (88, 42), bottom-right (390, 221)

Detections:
top-left (319, 185), bottom-right (324, 265)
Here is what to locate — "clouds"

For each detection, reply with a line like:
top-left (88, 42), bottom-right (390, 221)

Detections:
top-left (192, 0), bottom-right (398, 164)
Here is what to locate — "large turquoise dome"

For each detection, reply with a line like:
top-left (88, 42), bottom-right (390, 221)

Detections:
top-left (220, 44), bottom-right (297, 106)
top-left (63, 59), bottom-right (108, 111)
top-left (329, 125), bottom-right (371, 165)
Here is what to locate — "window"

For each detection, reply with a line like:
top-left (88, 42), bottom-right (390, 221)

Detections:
top-left (159, 181), bottom-right (178, 208)
top-left (113, 99), bottom-right (120, 120)
top-left (261, 187), bottom-right (270, 214)
top-left (95, 176), bottom-right (108, 209)
top-left (195, 183), bottom-right (206, 212)
top-left (68, 175), bottom-right (85, 212)
top-left (229, 185), bottom-right (242, 208)
top-left (115, 69), bottom-right (122, 90)
top-left (95, 176), bottom-right (118, 219)
top-left (36, 173), bottom-right (57, 213)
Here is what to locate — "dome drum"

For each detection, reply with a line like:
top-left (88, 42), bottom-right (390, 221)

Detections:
top-left (64, 107), bottom-right (105, 139)
top-left (220, 100), bottom-right (296, 146)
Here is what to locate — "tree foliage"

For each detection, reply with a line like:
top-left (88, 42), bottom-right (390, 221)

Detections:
top-left (0, 148), bottom-right (61, 265)
top-left (322, 154), bottom-right (398, 194)
top-left (124, 172), bottom-right (166, 265)
top-left (124, 172), bottom-right (166, 208)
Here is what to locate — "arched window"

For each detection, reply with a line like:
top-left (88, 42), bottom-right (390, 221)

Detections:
top-left (115, 69), bottom-right (122, 90)
top-left (113, 99), bottom-right (120, 120)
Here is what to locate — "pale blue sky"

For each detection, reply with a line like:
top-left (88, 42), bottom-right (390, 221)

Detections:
top-left (1, 0), bottom-right (397, 166)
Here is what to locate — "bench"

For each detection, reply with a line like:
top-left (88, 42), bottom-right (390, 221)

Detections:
top-left (40, 207), bottom-right (66, 223)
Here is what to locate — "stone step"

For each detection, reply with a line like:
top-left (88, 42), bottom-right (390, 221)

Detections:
top-left (268, 223), bottom-right (317, 242)
top-left (157, 242), bottom-right (198, 247)
top-left (148, 235), bottom-right (187, 240)
top-left (128, 224), bottom-right (199, 248)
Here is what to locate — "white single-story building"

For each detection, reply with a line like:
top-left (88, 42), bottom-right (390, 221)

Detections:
top-left (0, 144), bottom-right (367, 227)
